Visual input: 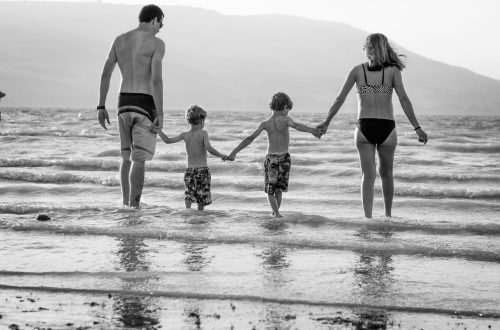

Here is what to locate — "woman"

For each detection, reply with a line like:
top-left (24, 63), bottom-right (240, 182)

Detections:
top-left (317, 33), bottom-right (428, 218)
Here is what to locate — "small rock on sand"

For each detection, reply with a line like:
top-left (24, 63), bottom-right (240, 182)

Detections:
top-left (36, 214), bottom-right (51, 221)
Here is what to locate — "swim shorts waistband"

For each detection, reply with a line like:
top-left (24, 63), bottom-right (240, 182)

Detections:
top-left (118, 93), bottom-right (156, 122)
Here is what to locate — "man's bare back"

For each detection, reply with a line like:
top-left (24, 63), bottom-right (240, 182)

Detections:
top-left (114, 30), bottom-right (162, 95)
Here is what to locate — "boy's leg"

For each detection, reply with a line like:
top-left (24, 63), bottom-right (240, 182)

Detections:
top-left (275, 190), bottom-right (283, 209)
top-left (197, 204), bottom-right (204, 211)
top-left (267, 193), bottom-right (281, 217)
top-left (185, 200), bottom-right (192, 209)
top-left (129, 161), bottom-right (145, 209)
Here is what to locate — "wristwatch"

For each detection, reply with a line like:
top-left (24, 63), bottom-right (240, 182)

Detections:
top-left (97, 105), bottom-right (106, 111)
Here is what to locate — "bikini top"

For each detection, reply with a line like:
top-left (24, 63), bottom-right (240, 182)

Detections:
top-left (356, 64), bottom-right (393, 95)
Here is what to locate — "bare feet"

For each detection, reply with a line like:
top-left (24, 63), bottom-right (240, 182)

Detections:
top-left (272, 212), bottom-right (283, 218)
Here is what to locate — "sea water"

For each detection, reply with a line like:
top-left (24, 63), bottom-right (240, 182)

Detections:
top-left (0, 107), bottom-right (499, 329)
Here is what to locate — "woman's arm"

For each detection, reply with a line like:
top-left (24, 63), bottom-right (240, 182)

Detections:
top-left (317, 66), bottom-right (357, 134)
top-left (393, 70), bottom-right (428, 144)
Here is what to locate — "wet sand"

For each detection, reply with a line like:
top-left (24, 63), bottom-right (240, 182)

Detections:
top-left (1, 288), bottom-right (498, 329)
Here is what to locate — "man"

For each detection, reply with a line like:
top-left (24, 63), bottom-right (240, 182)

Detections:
top-left (97, 4), bottom-right (165, 208)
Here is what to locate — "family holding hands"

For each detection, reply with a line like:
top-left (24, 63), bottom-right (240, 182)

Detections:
top-left (97, 5), bottom-right (427, 218)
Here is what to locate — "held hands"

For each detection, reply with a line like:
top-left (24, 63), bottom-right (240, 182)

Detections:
top-left (223, 152), bottom-right (236, 162)
top-left (97, 109), bottom-right (111, 130)
top-left (415, 127), bottom-right (428, 145)
top-left (312, 128), bottom-right (322, 139)
top-left (151, 116), bottom-right (163, 133)
top-left (315, 121), bottom-right (329, 139)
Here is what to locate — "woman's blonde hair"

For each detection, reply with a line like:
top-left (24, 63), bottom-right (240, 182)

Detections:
top-left (364, 33), bottom-right (406, 71)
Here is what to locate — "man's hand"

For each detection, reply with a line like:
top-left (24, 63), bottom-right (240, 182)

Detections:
top-left (97, 109), bottom-right (111, 130)
top-left (152, 116), bottom-right (163, 132)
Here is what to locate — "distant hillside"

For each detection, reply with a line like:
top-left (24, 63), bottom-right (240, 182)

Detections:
top-left (0, 2), bottom-right (499, 115)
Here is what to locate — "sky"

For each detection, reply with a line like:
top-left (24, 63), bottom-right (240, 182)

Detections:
top-left (2, 0), bottom-right (500, 81)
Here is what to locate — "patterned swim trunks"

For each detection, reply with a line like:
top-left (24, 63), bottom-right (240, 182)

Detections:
top-left (264, 153), bottom-right (291, 195)
top-left (184, 167), bottom-right (212, 206)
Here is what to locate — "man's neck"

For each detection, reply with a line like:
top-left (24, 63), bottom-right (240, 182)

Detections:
top-left (137, 23), bottom-right (154, 34)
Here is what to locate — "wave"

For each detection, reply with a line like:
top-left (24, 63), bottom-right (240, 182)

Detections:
top-left (395, 172), bottom-right (500, 182)
top-left (0, 170), bottom-right (268, 190)
top-left (436, 143), bottom-right (500, 153)
top-left (2, 219), bottom-right (499, 262)
top-left (0, 284), bottom-right (498, 319)
top-left (0, 203), bottom-right (104, 215)
top-left (0, 129), bottom-right (109, 138)
top-left (394, 186), bottom-right (500, 200)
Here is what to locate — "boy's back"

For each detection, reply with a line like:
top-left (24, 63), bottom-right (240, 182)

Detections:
top-left (183, 129), bottom-right (208, 168)
top-left (262, 115), bottom-right (290, 154)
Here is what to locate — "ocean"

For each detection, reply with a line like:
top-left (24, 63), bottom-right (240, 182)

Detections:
top-left (0, 107), bottom-right (499, 329)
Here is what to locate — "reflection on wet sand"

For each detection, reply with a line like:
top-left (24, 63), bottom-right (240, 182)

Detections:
top-left (182, 213), bottom-right (213, 329)
top-left (113, 213), bottom-right (160, 328)
top-left (258, 218), bottom-right (295, 328)
top-left (350, 227), bottom-right (397, 329)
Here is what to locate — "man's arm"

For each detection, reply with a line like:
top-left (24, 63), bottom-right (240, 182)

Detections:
top-left (97, 40), bottom-right (117, 130)
top-left (158, 131), bottom-right (184, 144)
top-left (203, 132), bottom-right (227, 159)
top-left (228, 122), bottom-right (265, 160)
top-left (151, 39), bottom-right (166, 131)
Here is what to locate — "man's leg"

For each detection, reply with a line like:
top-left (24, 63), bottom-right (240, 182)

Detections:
top-left (129, 161), bottom-right (145, 209)
top-left (120, 151), bottom-right (132, 206)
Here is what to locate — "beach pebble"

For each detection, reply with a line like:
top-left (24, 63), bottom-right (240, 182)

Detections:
top-left (36, 214), bottom-right (51, 221)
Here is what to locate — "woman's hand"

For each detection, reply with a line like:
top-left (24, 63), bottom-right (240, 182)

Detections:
top-left (415, 128), bottom-right (428, 144)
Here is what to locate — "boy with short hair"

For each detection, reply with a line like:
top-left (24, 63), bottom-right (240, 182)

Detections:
top-left (158, 105), bottom-right (227, 210)
top-left (228, 92), bottom-right (319, 217)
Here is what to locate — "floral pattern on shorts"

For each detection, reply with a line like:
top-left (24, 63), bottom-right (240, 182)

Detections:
top-left (264, 153), bottom-right (291, 195)
top-left (184, 167), bottom-right (212, 206)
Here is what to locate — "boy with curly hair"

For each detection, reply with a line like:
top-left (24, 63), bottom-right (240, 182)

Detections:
top-left (228, 92), bottom-right (320, 217)
top-left (157, 105), bottom-right (227, 210)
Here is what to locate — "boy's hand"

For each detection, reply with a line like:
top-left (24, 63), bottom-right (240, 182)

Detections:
top-left (312, 128), bottom-right (323, 139)
top-left (227, 153), bottom-right (236, 161)
top-left (221, 155), bottom-right (230, 161)
top-left (316, 122), bottom-right (329, 136)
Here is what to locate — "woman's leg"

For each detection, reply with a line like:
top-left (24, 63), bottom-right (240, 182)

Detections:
top-left (377, 129), bottom-right (397, 217)
top-left (355, 127), bottom-right (377, 218)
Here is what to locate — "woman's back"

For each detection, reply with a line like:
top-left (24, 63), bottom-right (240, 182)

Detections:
top-left (356, 63), bottom-right (397, 120)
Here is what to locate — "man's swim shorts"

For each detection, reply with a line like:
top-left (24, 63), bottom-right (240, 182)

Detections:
top-left (117, 93), bottom-right (157, 162)
top-left (264, 152), bottom-right (291, 194)
top-left (184, 167), bottom-right (212, 206)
